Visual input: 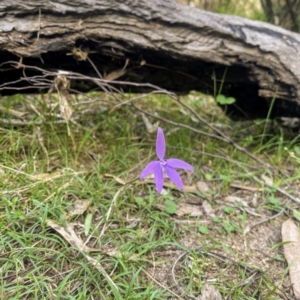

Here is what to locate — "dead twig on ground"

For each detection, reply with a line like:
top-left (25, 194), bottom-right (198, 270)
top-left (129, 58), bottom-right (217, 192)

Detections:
top-left (243, 207), bottom-right (287, 235)
top-left (132, 104), bottom-right (229, 142)
top-left (143, 270), bottom-right (185, 300)
top-left (176, 96), bottom-right (272, 168)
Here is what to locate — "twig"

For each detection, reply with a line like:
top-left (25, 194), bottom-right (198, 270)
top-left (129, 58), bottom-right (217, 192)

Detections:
top-left (84, 179), bottom-right (139, 247)
top-left (0, 117), bottom-right (70, 125)
top-left (34, 126), bottom-right (49, 169)
top-left (243, 208), bottom-right (286, 235)
top-left (99, 186), bottom-right (124, 237)
top-left (0, 104), bottom-right (26, 118)
top-left (143, 270), bottom-right (185, 300)
top-left (46, 219), bottom-right (119, 292)
top-left (111, 90), bottom-right (171, 112)
top-left (36, 8), bottom-right (41, 41)
top-left (249, 171), bottom-right (300, 204)
top-left (169, 146), bottom-right (262, 170)
top-left (176, 96), bottom-right (270, 168)
top-left (85, 255), bottom-right (119, 291)
top-left (132, 104), bottom-right (228, 142)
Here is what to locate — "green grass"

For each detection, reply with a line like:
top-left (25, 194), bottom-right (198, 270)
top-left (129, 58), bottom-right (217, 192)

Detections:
top-left (0, 91), bottom-right (299, 299)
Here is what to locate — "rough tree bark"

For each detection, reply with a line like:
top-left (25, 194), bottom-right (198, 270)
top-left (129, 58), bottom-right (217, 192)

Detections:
top-left (1, 0), bottom-right (300, 119)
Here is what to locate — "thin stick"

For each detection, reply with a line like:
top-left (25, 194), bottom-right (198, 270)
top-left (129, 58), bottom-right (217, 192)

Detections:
top-left (84, 179), bottom-right (138, 247)
top-left (176, 96), bottom-right (270, 168)
top-left (0, 104), bottom-right (26, 118)
top-left (249, 171), bottom-right (300, 204)
top-left (143, 270), bottom-right (185, 300)
top-left (36, 9), bottom-right (41, 41)
top-left (34, 126), bottom-right (49, 169)
top-left (132, 104), bottom-right (228, 142)
top-left (244, 208), bottom-right (286, 235)
top-left (169, 146), bottom-right (261, 170)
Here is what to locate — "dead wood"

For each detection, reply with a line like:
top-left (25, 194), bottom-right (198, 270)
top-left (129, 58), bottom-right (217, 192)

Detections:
top-left (1, 0), bottom-right (300, 119)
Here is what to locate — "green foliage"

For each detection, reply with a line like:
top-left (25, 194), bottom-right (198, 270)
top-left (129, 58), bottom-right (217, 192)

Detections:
top-left (0, 90), bottom-right (296, 299)
top-left (177, 0), bottom-right (266, 21)
top-left (84, 213), bottom-right (93, 236)
top-left (177, 0), bottom-right (300, 32)
top-left (216, 94), bottom-right (236, 105)
top-left (135, 196), bottom-right (146, 207)
top-left (165, 199), bottom-right (177, 214)
top-left (292, 209), bottom-right (300, 222)
top-left (198, 225), bottom-right (209, 235)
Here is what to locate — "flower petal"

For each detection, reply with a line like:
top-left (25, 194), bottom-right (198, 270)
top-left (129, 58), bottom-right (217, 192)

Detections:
top-left (139, 161), bottom-right (160, 179)
top-left (154, 164), bottom-right (164, 193)
top-left (156, 127), bottom-right (166, 160)
top-left (166, 158), bottom-right (194, 172)
top-left (164, 165), bottom-right (183, 190)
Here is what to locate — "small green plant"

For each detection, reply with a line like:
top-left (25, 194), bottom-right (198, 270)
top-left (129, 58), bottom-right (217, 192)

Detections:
top-left (165, 199), bottom-right (177, 214)
top-left (84, 213), bottom-right (93, 236)
top-left (135, 196), bottom-right (146, 207)
top-left (222, 220), bottom-right (236, 234)
top-left (212, 216), bottom-right (222, 223)
top-left (223, 206), bottom-right (235, 215)
top-left (292, 209), bottom-right (300, 222)
top-left (216, 94), bottom-right (236, 105)
top-left (266, 196), bottom-right (283, 211)
top-left (198, 225), bottom-right (209, 235)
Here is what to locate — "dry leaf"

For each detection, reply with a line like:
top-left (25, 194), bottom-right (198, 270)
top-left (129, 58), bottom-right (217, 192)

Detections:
top-left (141, 113), bottom-right (159, 133)
top-left (196, 181), bottom-right (210, 193)
top-left (261, 174), bottom-right (273, 187)
top-left (46, 220), bottom-right (120, 291)
top-left (202, 200), bottom-right (215, 217)
top-left (46, 219), bottom-right (100, 253)
top-left (175, 203), bottom-right (203, 217)
top-left (154, 202), bottom-right (202, 217)
top-left (46, 219), bottom-right (135, 259)
top-left (67, 200), bottom-right (91, 217)
top-left (126, 218), bottom-right (140, 229)
top-left (181, 184), bottom-right (198, 193)
top-left (179, 108), bottom-right (199, 123)
top-left (160, 188), bottom-right (168, 196)
top-left (100, 173), bottom-right (126, 185)
top-left (54, 75), bottom-right (73, 121)
top-left (251, 193), bottom-right (259, 207)
top-left (201, 283), bottom-right (223, 300)
top-left (281, 219), bottom-right (300, 299)
top-left (71, 47), bottom-right (88, 61)
top-left (59, 97), bottom-right (73, 121)
top-left (0, 104), bottom-right (26, 118)
top-left (141, 179), bottom-right (199, 193)
top-left (104, 68), bottom-right (127, 81)
top-left (104, 59), bottom-right (129, 81)
top-left (224, 196), bottom-right (248, 207)
top-left (29, 171), bottom-right (62, 181)
top-left (230, 182), bottom-right (263, 192)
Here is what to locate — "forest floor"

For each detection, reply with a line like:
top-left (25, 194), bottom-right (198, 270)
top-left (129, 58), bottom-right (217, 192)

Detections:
top-left (0, 89), bottom-right (299, 299)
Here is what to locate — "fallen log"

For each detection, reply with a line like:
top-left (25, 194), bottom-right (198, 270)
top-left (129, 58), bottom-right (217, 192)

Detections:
top-left (1, 0), bottom-right (300, 119)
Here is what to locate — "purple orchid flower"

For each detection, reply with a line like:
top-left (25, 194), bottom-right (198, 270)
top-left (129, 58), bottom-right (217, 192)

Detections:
top-left (140, 127), bottom-right (194, 194)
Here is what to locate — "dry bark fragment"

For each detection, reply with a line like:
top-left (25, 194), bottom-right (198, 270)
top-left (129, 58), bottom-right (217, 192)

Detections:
top-left (281, 219), bottom-right (300, 300)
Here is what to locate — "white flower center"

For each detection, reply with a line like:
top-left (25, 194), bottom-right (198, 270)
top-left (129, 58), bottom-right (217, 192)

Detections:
top-left (160, 159), bottom-right (167, 166)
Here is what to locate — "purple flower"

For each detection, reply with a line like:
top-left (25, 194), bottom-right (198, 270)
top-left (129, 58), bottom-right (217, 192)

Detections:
top-left (140, 127), bottom-right (194, 194)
